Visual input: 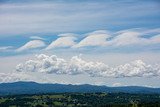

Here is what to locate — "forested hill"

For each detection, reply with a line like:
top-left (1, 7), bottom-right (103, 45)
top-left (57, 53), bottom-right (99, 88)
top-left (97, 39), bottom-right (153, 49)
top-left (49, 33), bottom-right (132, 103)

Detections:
top-left (0, 81), bottom-right (160, 95)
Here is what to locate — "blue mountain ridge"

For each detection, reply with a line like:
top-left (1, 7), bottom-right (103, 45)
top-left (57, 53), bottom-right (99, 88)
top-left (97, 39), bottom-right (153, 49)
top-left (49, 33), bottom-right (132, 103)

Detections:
top-left (0, 81), bottom-right (160, 95)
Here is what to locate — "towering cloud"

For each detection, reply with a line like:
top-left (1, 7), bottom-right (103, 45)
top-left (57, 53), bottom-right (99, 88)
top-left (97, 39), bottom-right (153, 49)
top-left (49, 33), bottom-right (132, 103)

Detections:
top-left (16, 54), bottom-right (160, 78)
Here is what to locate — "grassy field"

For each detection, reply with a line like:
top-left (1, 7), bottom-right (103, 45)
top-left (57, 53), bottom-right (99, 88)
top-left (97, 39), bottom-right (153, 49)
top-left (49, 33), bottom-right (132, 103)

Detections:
top-left (0, 92), bottom-right (160, 107)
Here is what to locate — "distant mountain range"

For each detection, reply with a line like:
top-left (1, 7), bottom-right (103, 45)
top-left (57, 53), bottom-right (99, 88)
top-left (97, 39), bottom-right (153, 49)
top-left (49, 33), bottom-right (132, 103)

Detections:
top-left (0, 81), bottom-right (160, 95)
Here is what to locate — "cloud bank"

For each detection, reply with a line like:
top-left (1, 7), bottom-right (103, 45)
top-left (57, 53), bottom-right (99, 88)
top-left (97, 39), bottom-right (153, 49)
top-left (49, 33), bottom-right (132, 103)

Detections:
top-left (13, 29), bottom-right (160, 53)
top-left (16, 54), bottom-right (160, 78)
top-left (0, 72), bottom-right (54, 83)
top-left (0, 72), bottom-right (30, 83)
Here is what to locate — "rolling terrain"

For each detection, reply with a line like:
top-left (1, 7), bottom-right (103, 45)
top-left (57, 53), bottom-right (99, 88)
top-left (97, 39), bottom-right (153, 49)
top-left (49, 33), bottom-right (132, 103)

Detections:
top-left (0, 81), bottom-right (160, 95)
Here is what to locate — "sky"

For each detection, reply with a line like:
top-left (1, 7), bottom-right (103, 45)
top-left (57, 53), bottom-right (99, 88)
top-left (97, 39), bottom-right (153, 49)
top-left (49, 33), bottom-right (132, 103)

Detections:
top-left (0, 0), bottom-right (160, 87)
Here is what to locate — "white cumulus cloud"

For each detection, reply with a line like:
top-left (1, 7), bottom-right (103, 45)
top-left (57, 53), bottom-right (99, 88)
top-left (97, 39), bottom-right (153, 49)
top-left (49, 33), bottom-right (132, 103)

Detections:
top-left (16, 40), bottom-right (46, 52)
top-left (16, 54), bottom-right (160, 78)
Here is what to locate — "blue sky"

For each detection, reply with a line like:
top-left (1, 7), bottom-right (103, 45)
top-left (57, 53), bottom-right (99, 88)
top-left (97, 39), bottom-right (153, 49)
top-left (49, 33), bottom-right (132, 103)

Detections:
top-left (0, 0), bottom-right (160, 54)
top-left (0, 0), bottom-right (160, 87)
